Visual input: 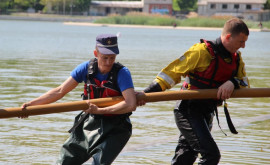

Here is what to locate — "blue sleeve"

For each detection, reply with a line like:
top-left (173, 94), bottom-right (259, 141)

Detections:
top-left (70, 61), bottom-right (89, 83)
top-left (118, 67), bottom-right (134, 92)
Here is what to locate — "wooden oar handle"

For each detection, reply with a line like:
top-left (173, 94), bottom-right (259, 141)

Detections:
top-left (1, 88), bottom-right (270, 119)
top-left (0, 97), bottom-right (125, 119)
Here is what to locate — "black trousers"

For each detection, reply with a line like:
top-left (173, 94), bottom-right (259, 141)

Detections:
top-left (172, 100), bottom-right (221, 165)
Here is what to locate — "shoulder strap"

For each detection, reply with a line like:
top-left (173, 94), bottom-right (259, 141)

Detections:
top-left (106, 62), bottom-right (124, 90)
top-left (234, 52), bottom-right (240, 77)
top-left (86, 60), bottom-right (124, 92)
top-left (87, 59), bottom-right (124, 81)
top-left (189, 39), bottom-right (219, 87)
top-left (87, 58), bottom-right (98, 80)
top-left (200, 39), bottom-right (218, 58)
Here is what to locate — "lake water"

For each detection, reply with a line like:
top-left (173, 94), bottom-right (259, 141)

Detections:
top-left (0, 20), bottom-right (270, 165)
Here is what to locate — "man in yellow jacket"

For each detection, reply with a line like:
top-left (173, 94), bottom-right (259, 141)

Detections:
top-left (142, 18), bottom-right (250, 165)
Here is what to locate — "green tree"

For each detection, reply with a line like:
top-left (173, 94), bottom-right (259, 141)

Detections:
top-left (176, 0), bottom-right (197, 12)
top-left (14, 0), bottom-right (34, 10)
top-left (74, 0), bottom-right (91, 12)
top-left (172, 0), bottom-right (180, 12)
top-left (39, 0), bottom-right (90, 14)
top-left (265, 0), bottom-right (270, 9)
top-left (40, 0), bottom-right (66, 14)
top-left (12, 0), bottom-right (44, 11)
top-left (0, 0), bottom-right (11, 13)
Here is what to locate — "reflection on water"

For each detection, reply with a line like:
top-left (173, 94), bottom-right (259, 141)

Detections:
top-left (0, 20), bottom-right (270, 165)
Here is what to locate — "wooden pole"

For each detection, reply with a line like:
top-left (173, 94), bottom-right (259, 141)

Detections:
top-left (1, 88), bottom-right (270, 119)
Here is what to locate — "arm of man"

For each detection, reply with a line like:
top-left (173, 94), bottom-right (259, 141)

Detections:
top-left (85, 88), bottom-right (137, 114)
top-left (22, 76), bottom-right (79, 107)
top-left (146, 43), bottom-right (211, 92)
top-left (138, 44), bottom-right (211, 106)
top-left (217, 53), bottom-right (249, 100)
top-left (235, 54), bottom-right (250, 88)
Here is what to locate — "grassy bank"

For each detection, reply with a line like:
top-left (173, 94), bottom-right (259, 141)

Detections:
top-left (94, 12), bottom-right (270, 29)
top-left (1, 12), bottom-right (270, 29)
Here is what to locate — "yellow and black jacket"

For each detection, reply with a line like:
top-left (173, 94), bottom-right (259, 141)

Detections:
top-left (151, 38), bottom-right (249, 91)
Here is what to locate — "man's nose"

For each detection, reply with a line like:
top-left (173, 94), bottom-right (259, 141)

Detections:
top-left (241, 42), bottom-right (246, 48)
top-left (106, 59), bottom-right (112, 65)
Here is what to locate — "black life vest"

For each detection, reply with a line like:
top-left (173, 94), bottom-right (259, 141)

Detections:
top-left (82, 58), bottom-right (124, 100)
top-left (68, 59), bottom-right (125, 133)
top-left (183, 39), bottom-right (239, 89)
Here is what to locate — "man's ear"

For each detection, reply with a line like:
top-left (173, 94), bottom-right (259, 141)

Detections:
top-left (94, 50), bottom-right (98, 57)
top-left (225, 33), bottom-right (231, 40)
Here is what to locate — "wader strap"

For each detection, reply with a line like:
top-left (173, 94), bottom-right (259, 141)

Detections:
top-left (214, 101), bottom-right (238, 136)
top-left (189, 78), bottom-right (212, 89)
top-left (224, 101), bottom-right (238, 134)
top-left (68, 112), bottom-right (132, 133)
top-left (68, 112), bottom-right (89, 133)
top-left (214, 106), bottom-right (227, 136)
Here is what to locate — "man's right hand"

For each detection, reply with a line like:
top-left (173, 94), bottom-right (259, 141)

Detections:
top-left (217, 80), bottom-right (234, 100)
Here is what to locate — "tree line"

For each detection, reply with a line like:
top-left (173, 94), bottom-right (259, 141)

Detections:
top-left (0, 0), bottom-right (91, 15)
top-left (1, 0), bottom-right (269, 15)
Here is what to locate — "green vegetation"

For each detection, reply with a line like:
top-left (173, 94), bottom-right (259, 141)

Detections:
top-left (0, 0), bottom-right (196, 15)
top-left (94, 12), bottom-right (181, 26)
top-left (0, 0), bottom-right (91, 14)
top-left (178, 17), bottom-right (227, 27)
top-left (174, 0), bottom-right (197, 11)
top-left (265, 0), bottom-right (270, 9)
top-left (94, 12), bottom-right (270, 29)
top-left (260, 21), bottom-right (270, 29)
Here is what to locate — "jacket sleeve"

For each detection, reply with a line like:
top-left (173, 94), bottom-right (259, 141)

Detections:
top-left (233, 52), bottom-right (250, 88)
top-left (152, 43), bottom-right (211, 91)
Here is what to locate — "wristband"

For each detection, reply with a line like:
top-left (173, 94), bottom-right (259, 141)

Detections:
top-left (144, 81), bottom-right (162, 93)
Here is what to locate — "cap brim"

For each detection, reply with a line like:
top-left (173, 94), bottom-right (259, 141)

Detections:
top-left (97, 46), bottom-right (119, 55)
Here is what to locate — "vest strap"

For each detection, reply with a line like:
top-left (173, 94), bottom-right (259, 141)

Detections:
top-left (214, 101), bottom-right (238, 136)
top-left (224, 101), bottom-right (238, 134)
top-left (83, 58), bottom-right (123, 100)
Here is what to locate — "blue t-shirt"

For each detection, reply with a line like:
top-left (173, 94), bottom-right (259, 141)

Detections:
top-left (71, 61), bottom-right (134, 92)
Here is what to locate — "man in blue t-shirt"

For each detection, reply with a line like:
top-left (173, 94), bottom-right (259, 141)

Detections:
top-left (21, 34), bottom-right (137, 165)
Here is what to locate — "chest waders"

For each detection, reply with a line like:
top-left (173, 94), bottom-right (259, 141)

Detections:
top-left (172, 39), bottom-right (239, 165)
top-left (56, 58), bottom-right (132, 165)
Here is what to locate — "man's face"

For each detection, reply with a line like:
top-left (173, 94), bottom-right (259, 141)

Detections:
top-left (95, 50), bottom-right (116, 74)
top-left (226, 32), bottom-right (248, 54)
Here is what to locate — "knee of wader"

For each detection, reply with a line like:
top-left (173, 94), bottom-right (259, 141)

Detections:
top-left (209, 150), bottom-right (221, 164)
top-left (199, 152), bottom-right (221, 165)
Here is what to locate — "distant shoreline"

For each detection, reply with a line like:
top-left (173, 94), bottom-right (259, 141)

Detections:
top-left (64, 22), bottom-right (261, 32)
top-left (64, 22), bottom-right (223, 30)
top-left (0, 14), bottom-right (261, 32)
top-left (0, 14), bottom-right (98, 22)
